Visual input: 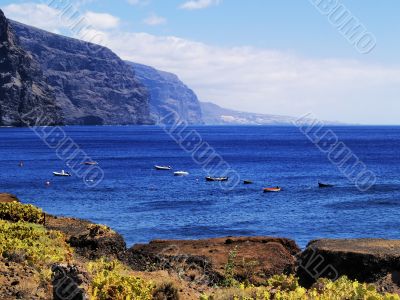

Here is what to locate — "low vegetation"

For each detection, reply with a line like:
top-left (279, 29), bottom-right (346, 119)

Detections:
top-left (0, 202), bottom-right (44, 223)
top-left (0, 220), bottom-right (71, 277)
top-left (88, 258), bottom-right (155, 300)
top-left (202, 275), bottom-right (400, 300)
top-left (87, 223), bottom-right (115, 234)
top-left (204, 252), bottom-right (400, 299)
top-left (0, 203), bottom-right (158, 300)
top-left (223, 247), bottom-right (239, 287)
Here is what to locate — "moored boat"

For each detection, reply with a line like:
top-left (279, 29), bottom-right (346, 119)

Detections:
top-left (263, 187), bottom-right (281, 193)
top-left (206, 176), bottom-right (229, 182)
top-left (83, 161), bottom-right (98, 166)
top-left (53, 170), bottom-right (71, 177)
top-left (318, 182), bottom-right (334, 188)
top-left (155, 165), bottom-right (172, 171)
top-left (174, 171), bottom-right (189, 176)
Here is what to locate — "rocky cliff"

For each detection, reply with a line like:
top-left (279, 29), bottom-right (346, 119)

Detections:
top-left (10, 20), bottom-right (152, 125)
top-left (127, 62), bottom-right (203, 124)
top-left (0, 10), bottom-right (62, 126)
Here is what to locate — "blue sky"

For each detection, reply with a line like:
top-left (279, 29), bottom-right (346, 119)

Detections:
top-left (1, 0), bottom-right (399, 124)
top-left (112, 0), bottom-right (399, 62)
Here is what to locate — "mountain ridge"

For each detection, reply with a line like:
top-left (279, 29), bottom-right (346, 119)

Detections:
top-left (0, 10), bottom-right (63, 126)
top-left (127, 62), bottom-right (203, 125)
top-left (0, 11), bottom-right (335, 127)
top-left (10, 19), bottom-right (152, 125)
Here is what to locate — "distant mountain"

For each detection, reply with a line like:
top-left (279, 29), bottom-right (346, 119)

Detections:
top-left (0, 10), bottom-right (332, 128)
top-left (127, 62), bottom-right (203, 125)
top-left (0, 10), bottom-right (62, 126)
top-left (10, 20), bottom-right (152, 125)
top-left (201, 102), bottom-right (308, 125)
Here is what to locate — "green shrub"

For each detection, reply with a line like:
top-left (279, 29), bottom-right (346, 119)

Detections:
top-left (308, 276), bottom-right (400, 300)
top-left (87, 223), bottom-right (115, 236)
top-left (223, 247), bottom-right (239, 287)
top-left (88, 258), bottom-right (154, 300)
top-left (0, 220), bottom-right (71, 272)
top-left (266, 274), bottom-right (300, 292)
top-left (203, 275), bottom-right (400, 300)
top-left (0, 202), bottom-right (44, 224)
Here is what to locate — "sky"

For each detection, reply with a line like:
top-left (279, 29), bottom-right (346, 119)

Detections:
top-left (0, 0), bottom-right (399, 124)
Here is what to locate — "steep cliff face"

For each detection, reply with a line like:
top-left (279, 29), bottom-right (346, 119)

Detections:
top-left (10, 20), bottom-right (152, 125)
top-left (0, 10), bottom-right (62, 126)
top-left (128, 62), bottom-right (203, 125)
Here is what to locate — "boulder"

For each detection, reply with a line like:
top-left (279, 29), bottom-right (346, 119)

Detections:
top-left (0, 193), bottom-right (19, 203)
top-left (297, 239), bottom-right (400, 293)
top-left (0, 259), bottom-right (50, 300)
top-left (125, 237), bottom-right (300, 286)
top-left (45, 215), bottom-right (126, 260)
top-left (52, 264), bottom-right (89, 300)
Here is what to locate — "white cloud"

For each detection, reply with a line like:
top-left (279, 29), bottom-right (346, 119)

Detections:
top-left (179, 0), bottom-right (222, 10)
top-left (2, 2), bottom-right (400, 124)
top-left (143, 13), bottom-right (166, 26)
top-left (85, 31), bottom-right (400, 124)
top-left (127, 0), bottom-right (150, 6)
top-left (84, 11), bottom-right (120, 30)
top-left (3, 3), bottom-right (119, 32)
top-left (2, 3), bottom-right (64, 33)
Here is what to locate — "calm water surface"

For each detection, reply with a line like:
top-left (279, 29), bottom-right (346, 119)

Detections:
top-left (0, 126), bottom-right (399, 248)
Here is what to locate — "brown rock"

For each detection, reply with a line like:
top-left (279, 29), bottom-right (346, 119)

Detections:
top-left (0, 193), bottom-right (19, 203)
top-left (0, 259), bottom-right (51, 300)
top-left (45, 215), bottom-right (126, 260)
top-left (52, 264), bottom-right (89, 300)
top-left (125, 237), bottom-right (300, 285)
top-left (374, 272), bottom-right (400, 294)
top-left (296, 239), bottom-right (400, 290)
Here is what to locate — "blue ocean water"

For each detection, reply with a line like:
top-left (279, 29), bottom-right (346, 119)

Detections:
top-left (0, 126), bottom-right (399, 248)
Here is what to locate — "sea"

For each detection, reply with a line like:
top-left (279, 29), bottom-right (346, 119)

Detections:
top-left (0, 125), bottom-right (399, 248)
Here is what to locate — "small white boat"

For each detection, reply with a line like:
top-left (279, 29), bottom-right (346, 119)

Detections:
top-left (154, 165), bottom-right (172, 171)
top-left (174, 171), bottom-right (189, 176)
top-left (83, 161), bottom-right (98, 166)
top-left (53, 170), bottom-right (71, 177)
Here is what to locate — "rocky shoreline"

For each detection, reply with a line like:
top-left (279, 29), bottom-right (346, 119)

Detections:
top-left (1, 193), bottom-right (400, 299)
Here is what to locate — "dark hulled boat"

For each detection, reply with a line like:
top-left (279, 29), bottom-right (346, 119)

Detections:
top-left (318, 182), bottom-right (334, 188)
top-left (206, 176), bottom-right (229, 182)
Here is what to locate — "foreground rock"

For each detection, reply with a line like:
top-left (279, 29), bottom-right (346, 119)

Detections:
top-left (0, 10), bottom-right (63, 126)
top-left (125, 237), bottom-right (300, 285)
top-left (297, 239), bottom-right (400, 293)
top-left (0, 193), bottom-right (19, 203)
top-left (52, 264), bottom-right (89, 300)
top-left (45, 215), bottom-right (126, 260)
top-left (0, 260), bottom-right (51, 300)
